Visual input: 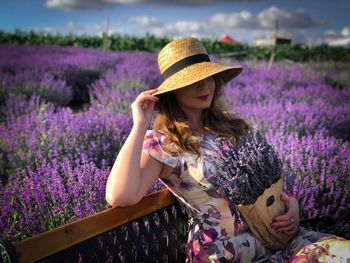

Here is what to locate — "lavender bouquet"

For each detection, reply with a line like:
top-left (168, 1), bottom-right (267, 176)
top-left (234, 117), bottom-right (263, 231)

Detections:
top-left (214, 129), bottom-right (295, 250)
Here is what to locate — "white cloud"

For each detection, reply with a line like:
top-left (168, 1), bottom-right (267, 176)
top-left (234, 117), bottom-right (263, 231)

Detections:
top-left (257, 6), bottom-right (326, 29)
top-left (66, 20), bottom-right (123, 36)
top-left (341, 26), bottom-right (350, 37)
top-left (42, 2), bottom-right (342, 46)
top-left (324, 30), bottom-right (340, 37)
top-left (45, 0), bottom-right (253, 11)
top-left (106, 0), bottom-right (236, 4)
top-left (125, 6), bottom-right (326, 45)
top-left (320, 27), bottom-right (350, 42)
top-left (173, 21), bottom-right (204, 32)
top-left (46, 0), bottom-right (113, 11)
top-left (128, 16), bottom-right (162, 26)
top-left (288, 28), bottom-right (350, 47)
top-left (210, 11), bottom-right (258, 29)
top-left (27, 27), bottom-right (58, 34)
top-left (145, 20), bottom-right (213, 39)
top-left (324, 26), bottom-right (350, 47)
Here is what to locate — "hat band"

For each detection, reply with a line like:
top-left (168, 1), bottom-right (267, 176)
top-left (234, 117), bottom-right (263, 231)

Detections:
top-left (161, 54), bottom-right (210, 80)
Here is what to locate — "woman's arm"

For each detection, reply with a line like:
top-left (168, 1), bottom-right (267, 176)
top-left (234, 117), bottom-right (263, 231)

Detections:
top-left (270, 192), bottom-right (300, 236)
top-left (105, 88), bottom-right (161, 207)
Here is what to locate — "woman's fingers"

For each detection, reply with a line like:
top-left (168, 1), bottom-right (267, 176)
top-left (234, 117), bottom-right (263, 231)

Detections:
top-left (142, 88), bottom-right (159, 95)
top-left (132, 91), bottom-right (158, 109)
top-left (138, 94), bottom-right (158, 110)
top-left (271, 219), bottom-right (292, 229)
top-left (273, 195), bottom-right (292, 221)
top-left (271, 216), bottom-right (299, 234)
top-left (271, 216), bottom-right (298, 227)
top-left (139, 93), bottom-right (158, 102)
top-left (272, 192), bottom-right (300, 235)
top-left (271, 193), bottom-right (299, 231)
top-left (275, 221), bottom-right (297, 233)
top-left (131, 89), bottom-right (159, 127)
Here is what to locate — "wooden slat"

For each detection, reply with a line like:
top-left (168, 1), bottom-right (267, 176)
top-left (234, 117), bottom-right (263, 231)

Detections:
top-left (13, 188), bottom-right (177, 263)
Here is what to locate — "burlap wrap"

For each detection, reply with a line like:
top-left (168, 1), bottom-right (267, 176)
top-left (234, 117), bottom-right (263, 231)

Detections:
top-left (237, 178), bottom-right (295, 250)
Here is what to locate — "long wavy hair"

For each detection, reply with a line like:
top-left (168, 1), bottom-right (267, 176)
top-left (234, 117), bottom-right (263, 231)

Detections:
top-left (152, 75), bottom-right (253, 159)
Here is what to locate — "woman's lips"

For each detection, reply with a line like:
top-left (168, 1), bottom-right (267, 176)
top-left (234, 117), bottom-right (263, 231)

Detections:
top-left (196, 95), bottom-right (209, 101)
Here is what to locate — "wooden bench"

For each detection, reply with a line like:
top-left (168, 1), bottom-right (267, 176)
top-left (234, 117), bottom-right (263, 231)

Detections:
top-left (0, 188), bottom-right (343, 263)
top-left (0, 189), bottom-right (188, 263)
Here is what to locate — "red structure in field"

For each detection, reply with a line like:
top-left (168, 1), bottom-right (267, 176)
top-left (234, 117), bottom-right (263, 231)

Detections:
top-left (220, 35), bottom-right (240, 45)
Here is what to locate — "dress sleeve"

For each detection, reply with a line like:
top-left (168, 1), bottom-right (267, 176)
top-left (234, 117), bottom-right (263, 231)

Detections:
top-left (142, 130), bottom-right (181, 168)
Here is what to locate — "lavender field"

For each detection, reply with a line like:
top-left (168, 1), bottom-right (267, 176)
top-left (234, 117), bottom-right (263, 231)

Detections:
top-left (0, 43), bottom-right (349, 242)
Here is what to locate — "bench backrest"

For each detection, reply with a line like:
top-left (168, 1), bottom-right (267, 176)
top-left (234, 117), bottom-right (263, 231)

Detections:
top-left (1, 189), bottom-right (189, 263)
top-left (1, 188), bottom-right (343, 263)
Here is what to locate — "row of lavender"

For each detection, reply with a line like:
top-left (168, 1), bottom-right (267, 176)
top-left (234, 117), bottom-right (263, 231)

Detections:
top-left (0, 44), bottom-right (164, 241)
top-left (0, 44), bottom-right (349, 241)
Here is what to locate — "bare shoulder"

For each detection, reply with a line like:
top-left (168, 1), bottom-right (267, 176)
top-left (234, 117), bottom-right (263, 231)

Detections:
top-left (159, 163), bottom-right (175, 179)
top-left (140, 151), bottom-right (174, 179)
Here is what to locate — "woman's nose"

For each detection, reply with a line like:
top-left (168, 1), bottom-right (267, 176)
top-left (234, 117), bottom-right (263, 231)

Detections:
top-left (198, 79), bottom-right (207, 89)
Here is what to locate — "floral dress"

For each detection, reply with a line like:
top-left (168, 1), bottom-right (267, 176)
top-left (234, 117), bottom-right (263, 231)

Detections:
top-left (142, 129), bottom-right (350, 262)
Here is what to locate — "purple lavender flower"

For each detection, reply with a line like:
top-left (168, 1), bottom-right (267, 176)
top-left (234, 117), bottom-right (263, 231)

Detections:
top-left (1, 43), bottom-right (349, 240)
top-left (0, 154), bottom-right (111, 241)
top-left (213, 129), bottom-right (283, 205)
top-left (0, 69), bottom-right (73, 106)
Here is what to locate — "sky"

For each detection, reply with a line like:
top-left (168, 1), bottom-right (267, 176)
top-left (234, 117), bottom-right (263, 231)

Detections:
top-left (1, 0), bottom-right (349, 46)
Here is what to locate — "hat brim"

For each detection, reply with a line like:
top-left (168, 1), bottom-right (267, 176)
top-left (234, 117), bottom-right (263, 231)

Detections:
top-left (154, 61), bottom-right (243, 96)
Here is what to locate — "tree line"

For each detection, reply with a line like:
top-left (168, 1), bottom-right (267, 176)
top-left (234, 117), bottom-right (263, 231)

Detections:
top-left (1, 29), bottom-right (349, 62)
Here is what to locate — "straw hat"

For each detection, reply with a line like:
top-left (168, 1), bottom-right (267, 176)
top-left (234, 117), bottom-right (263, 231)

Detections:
top-left (154, 37), bottom-right (243, 96)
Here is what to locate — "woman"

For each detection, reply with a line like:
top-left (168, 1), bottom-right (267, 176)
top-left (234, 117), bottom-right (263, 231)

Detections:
top-left (105, 37), bottom-right (350, 262)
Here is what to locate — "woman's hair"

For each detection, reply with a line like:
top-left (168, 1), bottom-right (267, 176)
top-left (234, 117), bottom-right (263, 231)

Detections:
top-left (152, 75), bottom-right (253, 159)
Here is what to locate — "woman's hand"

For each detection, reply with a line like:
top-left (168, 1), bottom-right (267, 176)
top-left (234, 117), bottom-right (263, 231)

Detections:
top-left (131, 88), bottom-right (159, 128)
top-left (270, 192), bottom-right (300, 236)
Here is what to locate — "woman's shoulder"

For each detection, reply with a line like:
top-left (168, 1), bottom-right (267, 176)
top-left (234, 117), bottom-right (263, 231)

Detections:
top-left (144, 129), bottom-right (179, 153)
top-left (145, 129), bottom-right (168, 141)
top-left (146, 129), bottom-right (165, 135)
top-left (143, 129), bottom-right (181, 168)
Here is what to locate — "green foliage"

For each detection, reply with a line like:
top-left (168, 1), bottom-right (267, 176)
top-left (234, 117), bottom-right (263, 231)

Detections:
top-left (112, 79), bottom-right (145, 89)
top-left (1, 29), bottom-right (350, 61)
